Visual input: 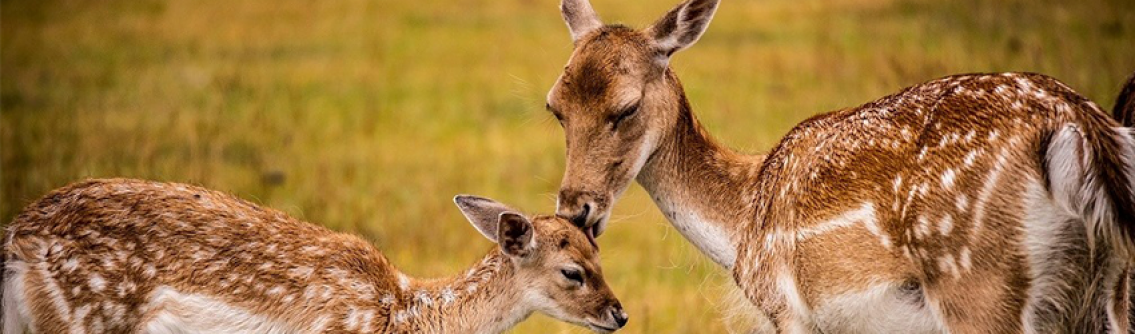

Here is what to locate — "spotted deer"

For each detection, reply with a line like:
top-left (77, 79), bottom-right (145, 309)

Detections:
top-left (1, 179), bottom-right (628, 333)
top-left (546, 0), bottom-right (1135, 332)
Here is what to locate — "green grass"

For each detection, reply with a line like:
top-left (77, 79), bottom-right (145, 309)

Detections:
top-left (2, 0), bottom-right (1133, 332)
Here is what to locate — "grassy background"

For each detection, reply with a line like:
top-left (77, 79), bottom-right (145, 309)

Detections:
top-left (2, 0), bottom-right (1133, 332)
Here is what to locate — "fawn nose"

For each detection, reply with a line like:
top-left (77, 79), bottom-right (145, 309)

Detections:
top-left (610, 304), bottom-right (629, 328)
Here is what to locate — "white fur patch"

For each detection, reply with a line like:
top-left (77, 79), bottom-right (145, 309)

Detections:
top-left (1046, 125), bottom-right (1134, 255)
top-left (1019, 177), bottom-right (1080, 333)
top-left (777, 269), bottom-right (810, 328)
top-left (795, 202), bottom-right (890, 248)
top-left (140, 287), bottom-right (298, 334)
top-left (657, 204), bottom-right (736, 268)
top-left (971, 149), bottom-right (1009, 237)
top-left (37, 262), bottom-right (82, 334)
top-left (796, 202), bottom-right (876, 238)
top-left (811, 283), bottom-right (944, 333)
top-left (3, 261), bottom-right (33, 334)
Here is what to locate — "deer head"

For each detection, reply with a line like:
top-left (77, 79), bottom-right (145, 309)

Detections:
top-left (548, 0), bottom-right (721, 236)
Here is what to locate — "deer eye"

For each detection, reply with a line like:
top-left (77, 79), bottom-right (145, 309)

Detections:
top-left (561, 268), bottom-right (584, 285)
top-left (610, 103), bottom-right (640, 130)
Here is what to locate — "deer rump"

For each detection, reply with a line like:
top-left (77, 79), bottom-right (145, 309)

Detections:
top-left (1034, 75), bottom-right (1135, 333)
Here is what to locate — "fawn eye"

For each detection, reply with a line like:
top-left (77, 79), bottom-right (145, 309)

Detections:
top-left (561, 268), bottom-right (584, 285)
top-left (610, 103), bottom-right (640, 130)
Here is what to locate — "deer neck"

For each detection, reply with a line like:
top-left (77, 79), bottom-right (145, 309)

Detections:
top-left (636, 80), bottom-right (766, 269)
top-left (398, 250), bottom-right (531, 334)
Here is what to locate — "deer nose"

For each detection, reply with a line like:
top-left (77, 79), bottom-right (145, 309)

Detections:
top-left (556, 189), bottom-right (596, 228)
top-left (610, 304), bottom-right (629, 328)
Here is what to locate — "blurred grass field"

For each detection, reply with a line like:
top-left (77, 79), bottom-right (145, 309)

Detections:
top-left (2, 0), bottom-right (1133, 332)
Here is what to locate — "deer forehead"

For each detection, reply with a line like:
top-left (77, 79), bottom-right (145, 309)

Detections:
top-left (549, 29), bottom-right (653, 109)
top-left (532, 217), bottom-right (599, 259)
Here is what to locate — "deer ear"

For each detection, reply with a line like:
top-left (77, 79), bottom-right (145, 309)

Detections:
top-left (646, 0), bottom-right (719, 62)
top-left (498, 212), bottom-right (535, 258)
top-left (454, 195), bottom-right (519, 242)
top-left (561, 0), bottom-right (603, 43)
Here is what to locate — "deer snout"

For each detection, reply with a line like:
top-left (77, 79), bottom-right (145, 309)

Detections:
top-left (608, 303), bottom-right (629, 329)
top-left (556, 189), bottom-right (608, 236)
top-left (587, 301), bottom-right (628, 333)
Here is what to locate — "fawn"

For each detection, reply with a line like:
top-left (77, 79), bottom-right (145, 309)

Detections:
top-left (2, 178), bottom-right (627, 333)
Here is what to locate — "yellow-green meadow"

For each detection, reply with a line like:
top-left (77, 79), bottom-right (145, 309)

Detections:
top-left (3, 0), bottom-right (1132, 332)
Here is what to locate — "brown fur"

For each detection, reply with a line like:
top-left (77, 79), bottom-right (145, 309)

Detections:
top-left (2, 179), bottom-right (625, 333)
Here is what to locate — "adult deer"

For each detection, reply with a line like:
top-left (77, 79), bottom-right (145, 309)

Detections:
top-left (2, 179), bottom-right (628, 333)
top-left (547, 0), bottom-right (1135, 332)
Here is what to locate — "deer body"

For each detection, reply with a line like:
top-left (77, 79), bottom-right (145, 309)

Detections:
top-left (732, 73), bottom-right (1133, 333)
top-left (3, 179), bottom-right (627, 334)
top-left (548, 0), bottom-right (1135, 332)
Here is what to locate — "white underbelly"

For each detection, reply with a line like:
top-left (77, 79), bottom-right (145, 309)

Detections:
top-left (141, 287), bottom-right (303, 334)
top-left (810, 284), bottom-right (944, 334)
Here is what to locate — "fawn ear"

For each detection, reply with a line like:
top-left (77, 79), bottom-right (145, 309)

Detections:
top-left (646, 0), bottom-right (720, 63)
top-left (454, 195), bottom-right (519, 242)
top-left (498, 212), bottom-right (535, 258)
top-left (561, 0), bottom-right (603, 43)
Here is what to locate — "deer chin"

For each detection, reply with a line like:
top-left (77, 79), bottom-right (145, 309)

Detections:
top-left (588, 213), bottom-right (610, 239)
top-left (587, 323), bottom-right (619, 333)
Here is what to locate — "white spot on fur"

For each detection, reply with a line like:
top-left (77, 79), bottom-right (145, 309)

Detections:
top-left (287, 266), bottom-right (313, 279)
top-left (916, 215), bottom-right (932, 239)
top-left (309, 315), bottom-right (331, 333)
top-left (415, 290), bottom-right (433, 306)
top-left (938, 254), bottom-right (960, 279)
top-left (963, 149), bottom-right (980, 167)
top-left (956, 194), bottom-right (970, 211)
top-left (941, 169), bottom-right (957, 189)
top-left (398, 273), bottom-right (411, 291)
top-left (89, 273), bottom-right (107, 292)
top-left (345, 307), bottom-right (361, 330)
top-left (61, 258), bottom-right (79, 272)
top-left (938, 214), bottom-right (954, 236)
top-left (958, 247), bottom-right (972, 271)
top-left (441, 288), bottom-right (457, 305)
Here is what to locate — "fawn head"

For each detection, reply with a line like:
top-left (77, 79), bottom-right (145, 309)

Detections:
top-left (548, 0), bottom-right (720, 236)
top-left (454, 195), bottom-right (628, 332)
